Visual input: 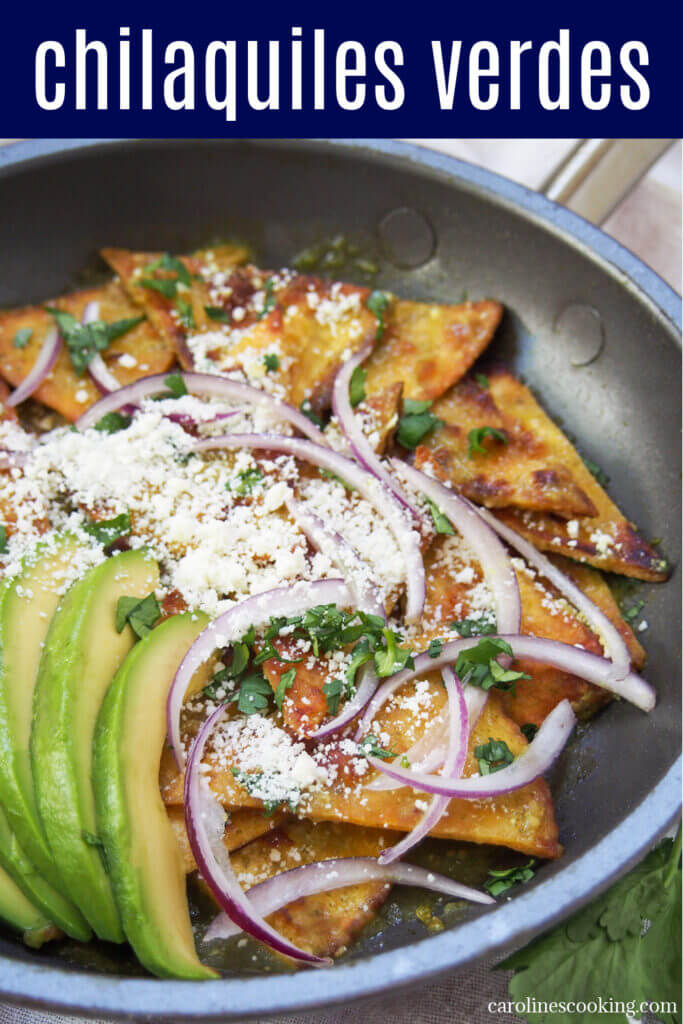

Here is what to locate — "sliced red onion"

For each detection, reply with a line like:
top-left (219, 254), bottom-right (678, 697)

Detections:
top-left (367, 682), bottom-right (489, 792)
top-left (392, 460), bottom-right (521, 636)
top-left (167, 579), bottom-right (352, 768)
top-left (74, 371), bottom-right (328, 442)
top-left (285, 496), bottom-right (385, 618)
top-left (332, 343), bottom-right (419, 515)
top-left (80, 300), bottom-right (100, 326)
top-left (7, 328), bottom-right (62, 407)
top-left (357, 632), bottom-right (655, 739)
top-left (378, 666), bottom-right (469, 863)
top-left (88, 354), bottom-right (121, 394)
top-left (368, 698), bottom-right (576, 799)
top-left (474, 504), bottom-right (631, 681)
top-left (184, 703), bottom-right (329, 966)
top-left (194, 434), bottom-right (425, 624)
top-left (205, 854), bottom-right (494, 942)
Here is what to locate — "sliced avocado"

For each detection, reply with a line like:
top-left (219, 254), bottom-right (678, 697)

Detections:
top-left (0, 802), bottom-right (89, 940)
top-left (31, 549), bottom-right (160, 943)
top-left (0, 537), bottom-right (92, 940)
top-left (94, 611), bottom-right (216, 979)
top-left (0, 808), bottom-right (51, 935)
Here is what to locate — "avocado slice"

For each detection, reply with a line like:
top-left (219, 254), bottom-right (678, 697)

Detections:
top-left (31, 549), bottom-right (160, 943)
top-left (0, 853), bottom-right (49, 937)
top-left (0, 537), bottom-right (92, 940)
top-left (93, 611), bottom-right (216, 979)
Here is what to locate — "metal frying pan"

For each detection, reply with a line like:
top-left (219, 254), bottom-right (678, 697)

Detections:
top-left (0, 138), bottom-right (680, 1021)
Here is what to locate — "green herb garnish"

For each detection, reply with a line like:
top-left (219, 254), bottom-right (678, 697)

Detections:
top-left (359, 735), bottom-right (395, 760)
top-left (397, 399), bottom-right (442, 449)
top-left (425, 497), bottom-right (455, 535)
top-left (318, 467), bottom-right (355, 491)
top-left (205, 306), bottom-right (231, 323)
top-left (94, 411), bottom-right (132, 434)
top-left (621, 598), bottom-right (645, 623)
top-left (274, 668), bottom-right (296, 709)
top-left (475, 373), bottom-right (490, 389)
top-left (228, 467), bottom-right (264, 496)
top-left (467, 426), bottom-right (508, 458)
top-left (12, 328), bottom-right (32, 349)
top-left (83, 511), bottom-right (131, 546)
top-left (257, 278), bottom-right (276, 320)
top-left (323, 677), bottom-right (348, 716)
top-left (263, 353), bottom-right (280, 372)
top-left (366, 291), bottom-right (391, 340)
top-left (140, 253), bottom-right (191, 299)
top-left (452, 616), bottom-right (497, 638)
top-left (175, 297), bottom-right (195, 329)
top-left (45, 307), bottom-right (144, 377)
top-left (159, 372), bottom-right (189, 399)
top-left (485, 859), bottom-right (536, 896)
top-left (0, 525), bottom-right (8, 555)
top-left (115, 593), bottom-right (161, 639)
top-left (300, 400), bottom-right (324, 429)
top-left (428, 638), bottom-right (443, 659)
top-left (454, 637), bottom-right (529, 694)
top-left (349, 365), bottom-right (367, 407)
top-left (474, 737), bottom-right (515, 775)
top-left (232, 672), bottom-right (273, 716)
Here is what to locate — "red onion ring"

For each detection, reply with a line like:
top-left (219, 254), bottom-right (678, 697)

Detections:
top-left (193, 433), bottom-right (426, 624)
top-left (204, 854), bottom-right (494, 942)
top-left (7, 327), bottom-right (62, 407)
top-left (357, 632), bottom-right (655, 739)
top-left (474, 504), bottom-right (631, 681)
top-left (392, 460), bottom-right (521, 636)
top-left (368, 698), bottom-right (576, 799)
top-left (75, 371), bottom-right (328, 442)
top-left (167, 579), bottom-right (352, 769)
top-left (184, 702), bottom-right (330, 966)
top-left (378, 666), bottom-right (469, 863)
top-left (332, 342), bottom-right (418, 515)
top-left (79, 300), bottom-right (122, 394)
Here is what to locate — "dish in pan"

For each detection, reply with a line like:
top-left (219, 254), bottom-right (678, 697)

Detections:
top-left (0, 241), bottom-right (669, 978)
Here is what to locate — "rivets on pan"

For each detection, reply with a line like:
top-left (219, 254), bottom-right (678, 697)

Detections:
top-left (378, 207), bottom-right (436, 269)
top-left (553, 303), bottom-right (606, 367)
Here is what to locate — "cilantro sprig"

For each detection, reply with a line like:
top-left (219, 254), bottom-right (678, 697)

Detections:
top-left (454, 637), bottom-right (529, 694)
top-left (45, 307), bottom-right (145, 377)
top-left (397, 399), bottom-right (442, 449)
top-left (474, 737), bottom-right (514, 775)
top-left (115, 593), bottom-right (161, 639)
top-left (366, 291), bottom-right (391, 340)
top-left (485, 859), bottom-right (536, 897)
top-left (467, 425), bottom-right (508, 458)
top-left (83, 511), bottom-right (132, 547)
top-left (12, 328), bottom-right (32, 349)
top-left (349, 365), bottom-right (367, 407)
top-left (358, 735), bottom-right (395, 760)
top-left (425, 497), bottom-right (455, 535)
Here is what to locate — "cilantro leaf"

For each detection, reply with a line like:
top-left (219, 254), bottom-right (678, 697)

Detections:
top-left (94, 411), bottom-right (132, 434)
top-left (233, 672), bottom-right (272, 715)
top-left (263, 353), bottom-right (280, 372)
top-left (500, 831), bottom-right (682, 1024)
top-left (115, 593), bottom-right (161, 639)
top-left (300, 400), bottom-right (324, 429)
top-left (467, 425), bottom-right (508, 458)
top-left (228, 467), bottom-right (264, 496)
top-left (359, 735), bottom-right (395, 760)
top-left (349, 365), bottom-right (367, 407)
top-left (425, 497), bottom-right (455, 535)
top-left (12, 327), bottom-right (32, 349)
top-left (143, 253), bottom-right (192, 286)
top-left (140, 277), bottom-right (178, 298)
top-left (366, 291), bottom-right (391, 340)
top-left (204, 306), bottom-right (231, 323)
top-left (0, 524), bottom-right (8, 555)
top-left (454, 637), bottom-right (529, 693)
top-left (485, 859), bottom-right (536, 897)
top-left (257, 278), bottom-right (276, 320)
top-left (83, 511), bottom-right (131, 546)
top-left (475, 372), bottom-right (490, 389)
top-left (323, 677), bottom-right (347, 715)
top-left (274, 667), bottom-right (296, 709)
top-left (428, 638), bottom-right (443, 659)
top-left (373, 628), bottom-right (414, 678)
top-left (176, 297), bottom-right (195, 329)
top-left (160, 372), bottom-right (189, 399)
top-left (397, 400), bottom-right (442, 449)
top-left (621, 598), bottom-right (645, 624)
top-left (474, 737), bottom-right (514, 775)
top-left (45, 307), bottom-right (145, 376)
top-left (452, 616), bottom-right (496, 638)
top-left (318, 467), bottom-right (355, 492)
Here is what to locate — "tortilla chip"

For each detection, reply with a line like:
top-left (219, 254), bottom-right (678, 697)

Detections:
top-left (414, 375), bottom-right (597, 518)
top-left (357, 382), bottom-right (402, 454)
top-left (0, 380), bottom-right (17, 423)
top-left (224, 820), bottom-right (396, 959)
top-left (101, 246), bottom-right (248, 366)
top-left (481, 369), bottom-right (668, 581)
top-left (364, 299), bottom-right (503, 402)
top-left (0, 282), bottom-right (175, 421)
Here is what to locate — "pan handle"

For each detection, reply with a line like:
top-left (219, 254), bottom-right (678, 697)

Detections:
top-left (540, 139), bottom-right (675, 226)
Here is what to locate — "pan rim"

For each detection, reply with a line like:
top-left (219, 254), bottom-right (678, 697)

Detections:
top-left (0, 137), bottom-right (680, 1020)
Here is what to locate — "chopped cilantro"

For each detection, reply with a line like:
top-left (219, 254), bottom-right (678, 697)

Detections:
top-left (318, 467), bottom-right (355, 491)
top-left (0, 525), bottom-right (8, 555)
top-left (12, 327), bottom-right (32, 349)
top-left (467, 426), bottom-right (508, 458)
top-left (366, 291), bottom-right (391, 340)
top-left (373, 627), bottom-right (414, 678)
top-left (233, 672), bottom-right (272, 715)
top-left (175, 297), bottom-right (195, 329)
top-left (257, 278), bottom-right (276, 320)
top-left (140, 254), bottom-right (191, 300)
top-left (452, 616), bottom-right (496, 638)
top-left (204, 305), bottom-right (231, 323)
top-left (359, 735), bottom-right (395, 760)
top-left (521, 722), bottom-right (539, 743)
top-left (115, 593), bottom-right (161, 639)
top-left (228, 466), bottom-right (264, 496)
top-left (323, 677), bottom-right (347, 716)
top-left (160, 372), bottom-right (189, 399)
top-left (582, 455), bottom-right (610, 487)
top-left (475, 373), bottom-right (490, 389)
top-left (139, 277), bottom-right (178, 299)
top-left (230, 768), bottom-right (293, 815)
top-left (485, 859), bottom-right (536, 896)
top-left (621, 598), bottom-right (645, 623)
top-left (45, 307), bottom-right (145, 377)
top-left (397, 399), bottom-right (442, 449)
top-left (428, 638), bottom-right (443, 659)
top-left (349, 365), bottom-right (367, 407)
top-left (274, 667), bottom-right (296, 709)
top-left (454, 637), bottom-right (529, 694)
top-left (300, 400), bottom-right (324, 429)
top-left (83, 511), bottom-right (131, 546)
top-left (475, 737), bottom-right (514, 775)
top-left (263, 353), bottom-right (280, 372)
top-left (94, 411), bottom-right (132, 434)
top-left (425, 497), bottom-right (455, 535)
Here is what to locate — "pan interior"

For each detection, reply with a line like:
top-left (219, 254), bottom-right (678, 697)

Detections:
top-left (0, 139), bottom-right (679, 1010)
